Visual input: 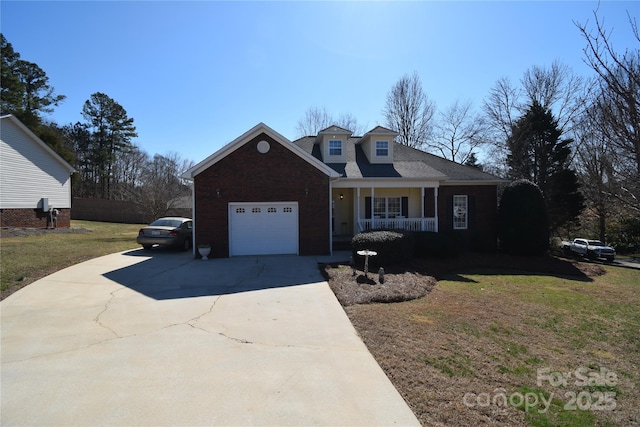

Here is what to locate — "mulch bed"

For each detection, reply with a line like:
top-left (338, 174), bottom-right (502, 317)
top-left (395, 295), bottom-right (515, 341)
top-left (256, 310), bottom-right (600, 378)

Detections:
top-left (321, 252), bottom-right (605, 307)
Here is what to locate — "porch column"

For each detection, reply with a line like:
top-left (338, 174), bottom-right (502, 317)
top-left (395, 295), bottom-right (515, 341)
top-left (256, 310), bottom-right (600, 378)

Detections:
top-left (329, 183), bottom-right (334, 254)
top-left (434, 187), bottom-right (439, 232)
top-left (421, 187), bottom-right (425, 219)
top-left (356, 187), bottom-right (361, 230)
top-left (371, 187), bottom-right (375, 222)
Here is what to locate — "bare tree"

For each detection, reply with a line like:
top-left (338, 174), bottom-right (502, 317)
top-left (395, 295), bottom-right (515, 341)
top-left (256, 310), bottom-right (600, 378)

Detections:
top-left (521, 60), bottom-right (587, 135)
top-left (295, 106), bottom-right (332, 137)
top-left (383, 71), bottom-right (435, 148)
top-left (295, 107), bottom-right (366, 137)
top-left (483, 63), bottom-right (587, 176)
top-left (136, 151), bottom-right (194, 221)
top-left (335, 112), bottom-right (367, 136)
top-left (483, 76), bottom-right (520, 142)
top-left (431, 99), bottom-right (488, 164)
top-left (574, 107), bottom-right (617, 240)
top-left (576, 8), bottom-right (640, 181)
top-left (111, 144), bottom-right (149, 200)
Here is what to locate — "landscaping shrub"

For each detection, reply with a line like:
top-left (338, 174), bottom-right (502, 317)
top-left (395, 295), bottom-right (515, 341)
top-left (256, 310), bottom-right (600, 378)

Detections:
top-left (413, 231), bottom-right (459, 258)
top-left (351, 230), bottom-right (414, 267)
top-left (498, 180), bottom-right (549, 256)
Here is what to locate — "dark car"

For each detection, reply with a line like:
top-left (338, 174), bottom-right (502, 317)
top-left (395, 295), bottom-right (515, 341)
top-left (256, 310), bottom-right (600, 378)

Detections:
top-left (137, 217), bottom-right (193, 251)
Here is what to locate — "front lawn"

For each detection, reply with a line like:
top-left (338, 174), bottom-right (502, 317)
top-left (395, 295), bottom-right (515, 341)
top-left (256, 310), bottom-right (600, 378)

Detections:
top-left (323, 254), bottom-right (640, 427)
top-left (1, 221), bottom-right (144, 300)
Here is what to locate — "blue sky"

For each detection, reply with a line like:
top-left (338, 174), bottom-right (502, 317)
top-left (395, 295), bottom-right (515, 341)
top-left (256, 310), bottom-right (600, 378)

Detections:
top-left (2, 1), bottom-right (638, 165)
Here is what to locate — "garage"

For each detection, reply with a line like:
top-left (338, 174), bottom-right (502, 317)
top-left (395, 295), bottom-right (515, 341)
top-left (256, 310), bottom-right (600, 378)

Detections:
top-left (228, 202), bottom-right (299, 256)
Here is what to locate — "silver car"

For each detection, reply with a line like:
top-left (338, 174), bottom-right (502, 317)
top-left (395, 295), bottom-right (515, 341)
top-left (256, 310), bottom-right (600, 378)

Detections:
top-left (137, 217), bottom-right (193, 251)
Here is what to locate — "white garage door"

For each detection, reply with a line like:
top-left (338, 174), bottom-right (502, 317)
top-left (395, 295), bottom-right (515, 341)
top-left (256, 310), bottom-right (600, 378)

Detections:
top-left (229, 202), bottom-right (299, 256)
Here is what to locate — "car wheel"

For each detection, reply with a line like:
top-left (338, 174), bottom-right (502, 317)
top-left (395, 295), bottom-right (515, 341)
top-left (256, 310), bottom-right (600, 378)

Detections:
top-left (182, 238), bottom-right (191, 251)
top-left (142, 245), bottom-right (152, 250)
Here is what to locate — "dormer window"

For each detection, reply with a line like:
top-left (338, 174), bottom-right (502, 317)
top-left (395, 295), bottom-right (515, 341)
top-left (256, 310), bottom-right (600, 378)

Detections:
top-left (329, 140), bottom-right (342, 156)
top-left (376, 141), bottom-right (389, 157)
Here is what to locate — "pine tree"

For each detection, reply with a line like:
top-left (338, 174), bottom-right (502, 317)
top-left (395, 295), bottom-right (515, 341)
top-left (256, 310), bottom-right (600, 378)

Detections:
top-left (506, 101), bottom-right (584, 233)
top-left (81, 92), bottom-right (137, 199)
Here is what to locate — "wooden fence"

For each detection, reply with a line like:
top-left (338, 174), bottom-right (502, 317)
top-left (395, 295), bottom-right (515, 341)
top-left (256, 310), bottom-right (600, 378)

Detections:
top-left (71, 198), bottom-right (191, 224)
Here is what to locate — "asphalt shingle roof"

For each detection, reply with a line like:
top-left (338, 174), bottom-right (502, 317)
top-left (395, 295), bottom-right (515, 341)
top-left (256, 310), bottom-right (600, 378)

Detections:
top-left (292, 136), bottom-right (502, 182)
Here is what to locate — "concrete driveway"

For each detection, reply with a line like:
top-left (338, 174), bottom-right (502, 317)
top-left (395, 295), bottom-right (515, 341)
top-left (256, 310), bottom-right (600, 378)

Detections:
top-left (1, 250), bottom-right (420, 426)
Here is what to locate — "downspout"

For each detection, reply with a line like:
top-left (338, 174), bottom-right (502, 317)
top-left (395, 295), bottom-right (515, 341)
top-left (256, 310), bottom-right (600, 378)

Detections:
top-left (190, 178), bottom-right (196, 256)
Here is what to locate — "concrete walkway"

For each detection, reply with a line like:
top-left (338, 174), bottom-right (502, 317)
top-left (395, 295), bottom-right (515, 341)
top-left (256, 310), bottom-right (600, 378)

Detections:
top-left (1, 250), bottom-right (419, 426)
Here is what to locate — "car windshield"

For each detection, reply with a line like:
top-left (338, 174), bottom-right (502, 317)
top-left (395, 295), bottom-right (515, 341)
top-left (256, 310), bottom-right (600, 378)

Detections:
top-left (149, 219), bottom-right (182, 228)
top-left (587, 240), bottom-right (605, 246)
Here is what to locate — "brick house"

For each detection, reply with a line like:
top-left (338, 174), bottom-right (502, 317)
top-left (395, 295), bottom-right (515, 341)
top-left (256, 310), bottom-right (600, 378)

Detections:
top-left (183, 123), bottom-right (503, 258)
top-left (1, 115), bottom-right (76, 228)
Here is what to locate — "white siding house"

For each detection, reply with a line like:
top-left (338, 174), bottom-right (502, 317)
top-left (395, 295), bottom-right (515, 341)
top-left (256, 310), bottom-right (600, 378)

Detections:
top-left (1, 115), bottom-right (75, 227)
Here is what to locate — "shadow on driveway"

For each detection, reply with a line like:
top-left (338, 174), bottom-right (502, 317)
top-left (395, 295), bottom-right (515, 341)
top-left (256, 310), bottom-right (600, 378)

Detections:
top-left (104, 248), bottom-right (324, 300)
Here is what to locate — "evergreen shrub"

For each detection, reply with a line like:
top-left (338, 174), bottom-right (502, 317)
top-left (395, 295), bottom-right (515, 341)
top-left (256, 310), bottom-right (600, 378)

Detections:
top-left (498, 180), bottom-right (549, 256)
top-left (351, 230), bottom-right (414, 267)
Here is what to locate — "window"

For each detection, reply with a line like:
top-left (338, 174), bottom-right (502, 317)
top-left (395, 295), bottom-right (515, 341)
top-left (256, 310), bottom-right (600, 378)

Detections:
top-left (374, 197), bottom-right (401, 219)
top-left (453, 195), bottom-right (468, 229)
top-left (267, 207), bottom-right (277, 213)
top-left (283, 207), bottom-right (293, 213)
top-left (236, 208), bottom-right (245, 214)
top-left (329, 139), bottom-right (342, 156)
top-left (252, 207), bottom-right (261, 213)
top-left (376, 140), bottom-right (389, 156)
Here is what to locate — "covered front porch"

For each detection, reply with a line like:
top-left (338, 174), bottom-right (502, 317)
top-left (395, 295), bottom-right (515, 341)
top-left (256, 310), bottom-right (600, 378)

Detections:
top-left (331, 184), bottom-right (439, 239)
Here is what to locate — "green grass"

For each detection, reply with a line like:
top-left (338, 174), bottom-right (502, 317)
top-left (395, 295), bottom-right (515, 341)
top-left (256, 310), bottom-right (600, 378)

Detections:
top-left (422, 353), bottom-right (475, 377)
top-left (433, 265), bottom-right (640, 426)
top-left (516, 386), bottom-right (599, 427)
top-left (1, 220), bottom-right (144, 298)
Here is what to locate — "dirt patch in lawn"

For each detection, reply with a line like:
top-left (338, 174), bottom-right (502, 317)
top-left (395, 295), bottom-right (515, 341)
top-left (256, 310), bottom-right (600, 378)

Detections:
top-left (322, 253), bottom-right (639, 427)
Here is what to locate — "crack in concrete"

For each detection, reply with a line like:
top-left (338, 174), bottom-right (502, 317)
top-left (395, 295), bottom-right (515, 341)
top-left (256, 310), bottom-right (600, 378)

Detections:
top-left (93, 287), bottom-right (124, 338)
top-left (5, 257), bottom-right (310, 363)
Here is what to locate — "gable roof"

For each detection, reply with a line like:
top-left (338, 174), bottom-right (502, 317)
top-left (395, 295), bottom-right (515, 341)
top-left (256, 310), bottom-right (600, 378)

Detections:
top-left (358, 126), bottom-right (398, 141)
top-left (293, 135), bottom-right (503, 183)
top-left (317, 125), bottom-right (353, 135)
top-left (182, 123), bottom-right (340, 179)
top-left (0, 115), bottom-right (76, 174)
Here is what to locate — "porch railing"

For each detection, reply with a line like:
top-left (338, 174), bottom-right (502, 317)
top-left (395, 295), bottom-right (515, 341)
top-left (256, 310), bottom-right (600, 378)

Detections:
top-left (357, 217), bottom-right (437, 233)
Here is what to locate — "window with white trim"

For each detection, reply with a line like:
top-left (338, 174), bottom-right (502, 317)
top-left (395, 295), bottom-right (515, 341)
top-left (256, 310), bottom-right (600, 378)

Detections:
top-left (329, 139), bottom-right (342, 156)
top-left (453, 195), bottom-right (468, 229)
top-left (375, 140), bottom-right (389, 157)
top-left (374, 197), bottom-right (401, 219)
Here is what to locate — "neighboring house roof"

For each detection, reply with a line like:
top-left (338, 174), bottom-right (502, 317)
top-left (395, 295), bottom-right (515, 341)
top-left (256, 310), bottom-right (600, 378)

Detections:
top-left (0, 115), bottom-right (76, 173)
top-left (293, 135), bottom-right (503, 183)
top-left (183, 122), bottom-right (340, 179)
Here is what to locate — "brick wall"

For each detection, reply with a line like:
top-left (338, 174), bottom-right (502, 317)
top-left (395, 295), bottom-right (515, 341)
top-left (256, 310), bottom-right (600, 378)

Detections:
top-left (437, 185), bottom-right (498, 251)
top-left (1, 208), bottom-right (71, 228)
top-left (194, 132), bottom-right (331, 258)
